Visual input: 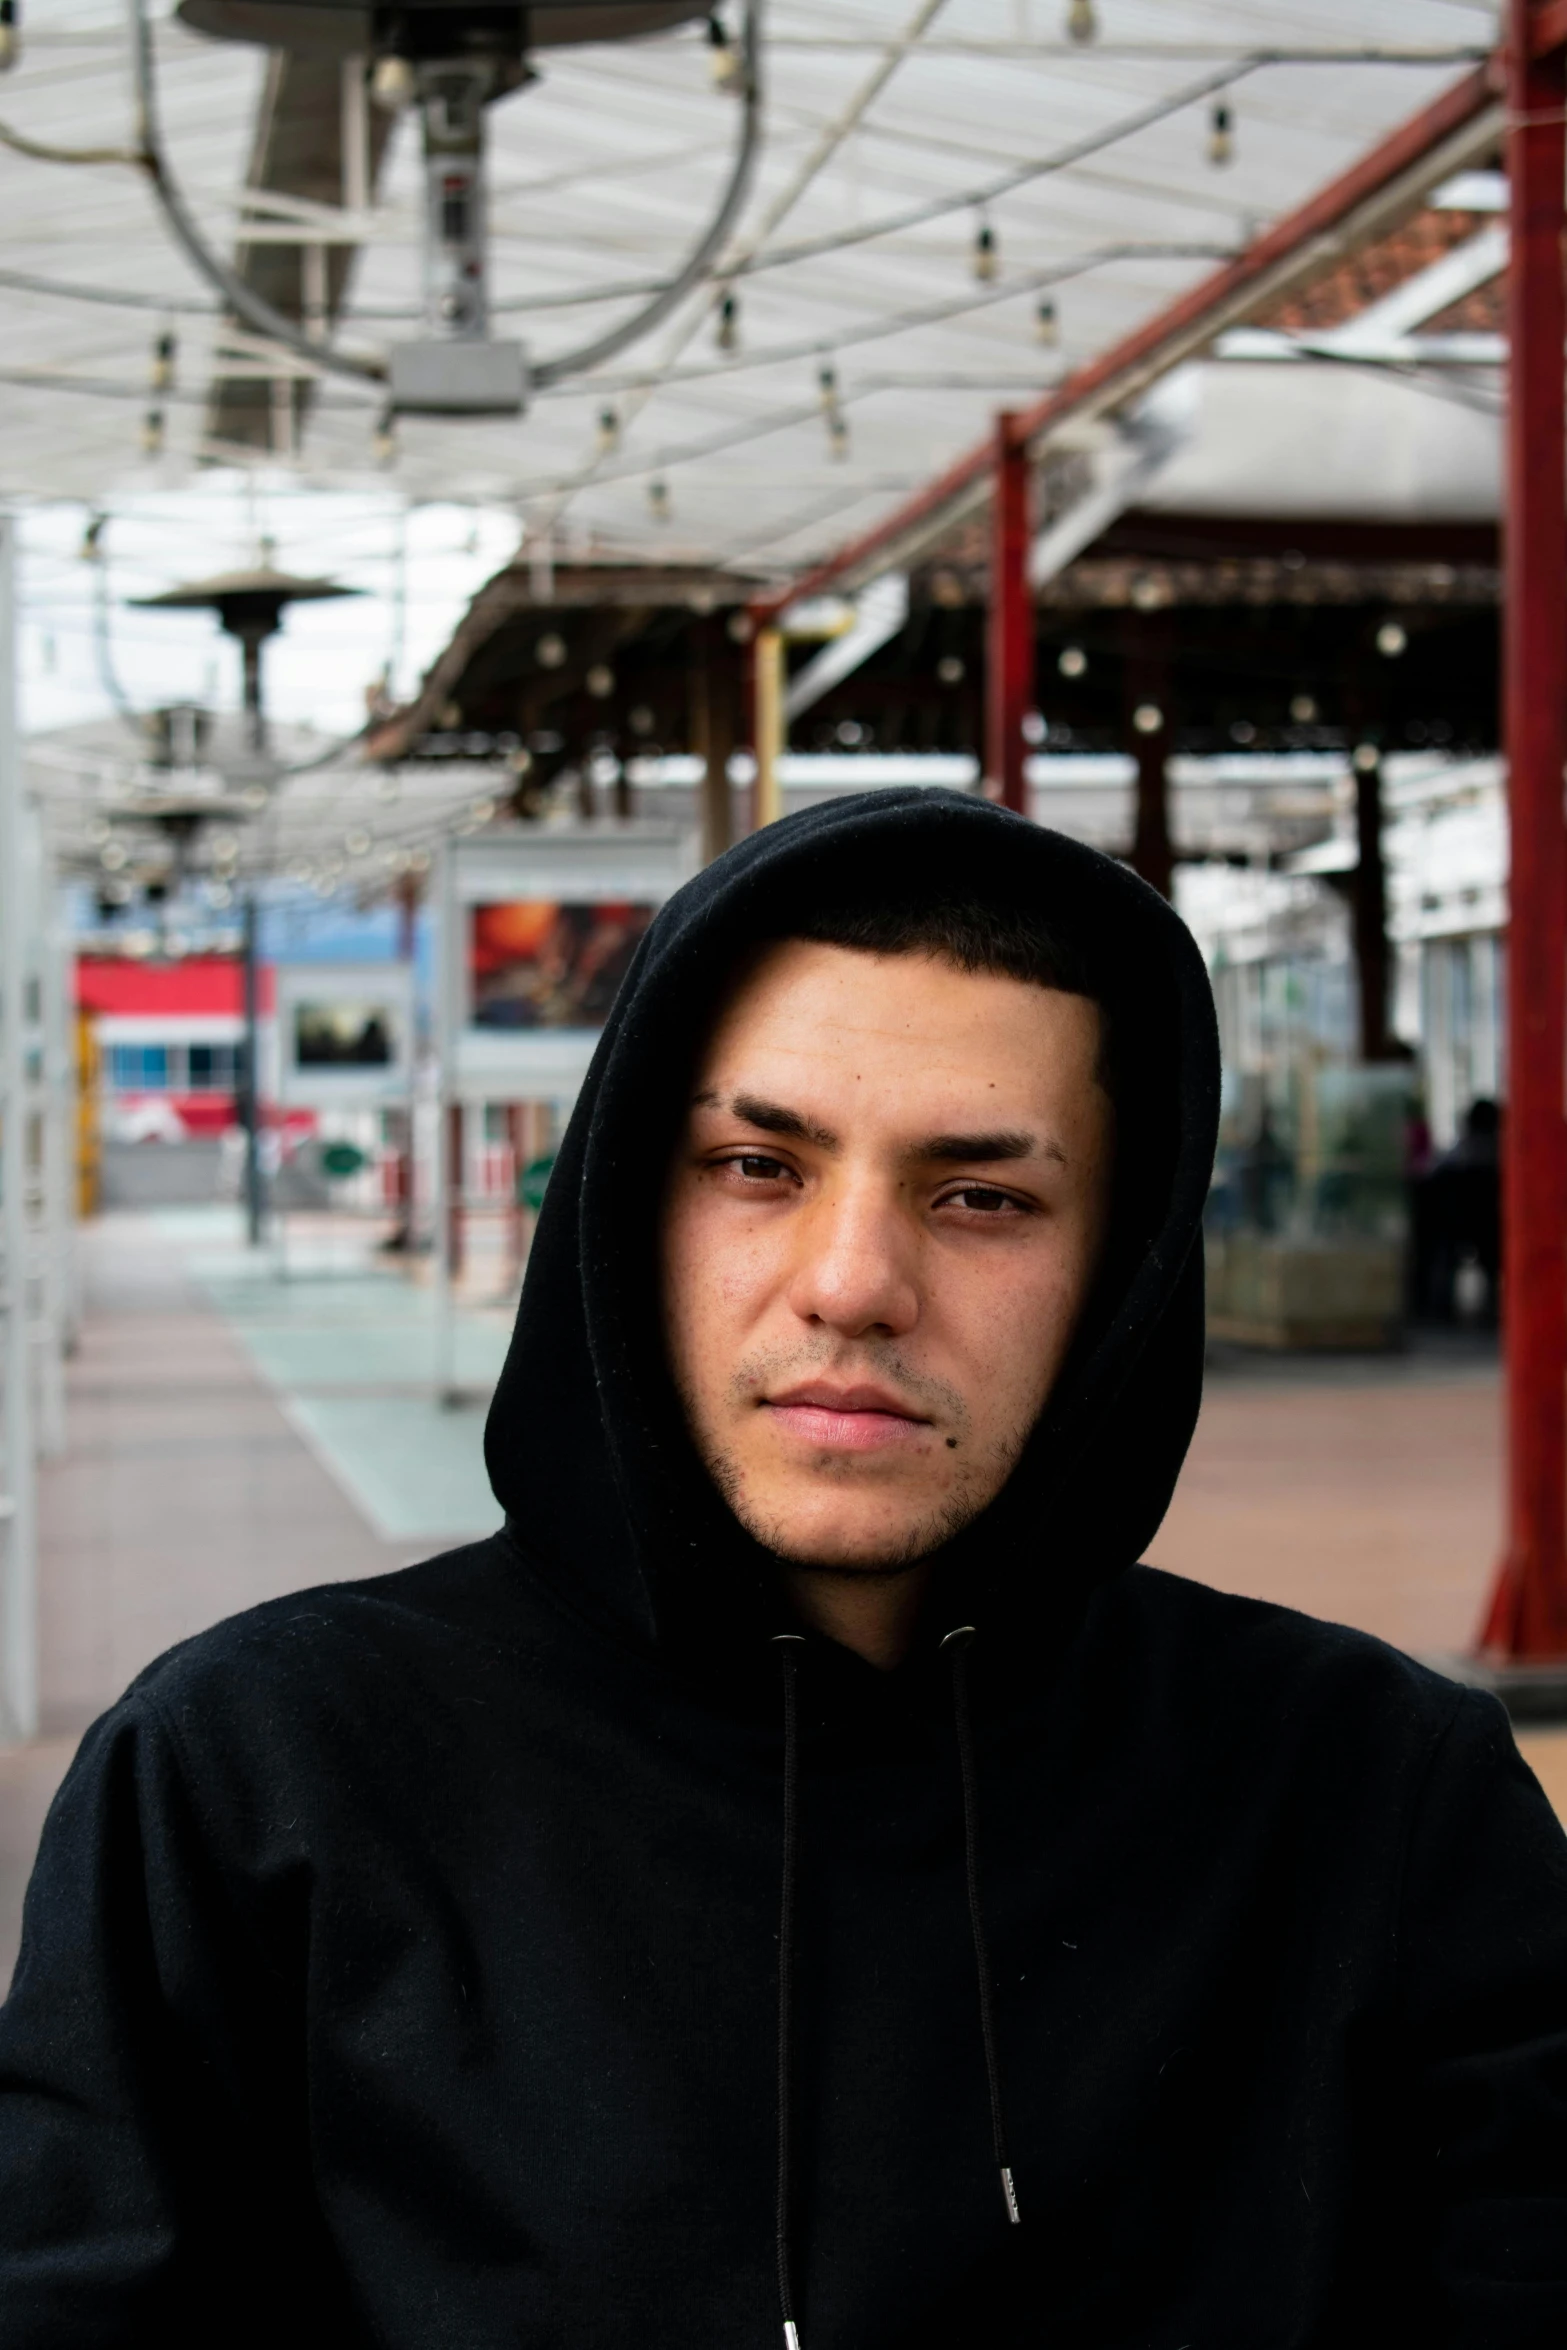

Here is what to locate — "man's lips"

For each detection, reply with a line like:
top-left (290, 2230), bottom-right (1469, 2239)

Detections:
top-left (761, 1382), bottom-right (933, 1453)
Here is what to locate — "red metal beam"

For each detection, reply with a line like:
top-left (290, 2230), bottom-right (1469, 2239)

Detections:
top-left (754, 63), bottom-right (1499, 620)
top-left (1529, 0), bottom-right (1567, 53)
top-left (985, 414), bottom-right (1031, 813)
top-left (1478, 0), bottom-right (1567, 1661)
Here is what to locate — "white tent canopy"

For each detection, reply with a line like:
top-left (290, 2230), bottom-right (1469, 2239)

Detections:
top-left (0, 0), bottom-right (1498, 573)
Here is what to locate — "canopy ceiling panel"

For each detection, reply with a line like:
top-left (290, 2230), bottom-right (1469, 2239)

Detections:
top-left (0, 0), bottom-right (1497, 574)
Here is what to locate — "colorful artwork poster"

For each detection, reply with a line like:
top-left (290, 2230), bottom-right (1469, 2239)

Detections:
top-left (294, 1002), bottom-right (395, 1068)
top-left (469, 900), bottom-right (655, 1030)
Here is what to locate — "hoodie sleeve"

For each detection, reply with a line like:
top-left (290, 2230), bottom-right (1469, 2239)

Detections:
top-left (1398, 1690), bottom-right (1567, 2346)
top-left (0, 1689), bottom-right (298, 2344)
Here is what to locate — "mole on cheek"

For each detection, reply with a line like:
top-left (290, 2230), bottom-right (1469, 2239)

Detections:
top-left (946, 1437), bottom-right (958, 1449)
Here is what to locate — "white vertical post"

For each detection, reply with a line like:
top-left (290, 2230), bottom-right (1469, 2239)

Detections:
top-left (432, 837), bottom-right (456, 1403)
top-left (341, 55), bottom-right (369, 217)
top-left (0, 513), bottom-right (38, 1743)
top-left (37, 858), bottom-right (69, 1459)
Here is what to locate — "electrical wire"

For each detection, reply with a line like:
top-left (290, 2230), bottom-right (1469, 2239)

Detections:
top-left (530, 0), bottom-right (763, 385)
top-left (0, 119), bottom-right (142, 165)
top-left (0, 41), bottom-right (1472, 337)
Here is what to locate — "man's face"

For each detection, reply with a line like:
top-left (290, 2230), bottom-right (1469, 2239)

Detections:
top-left (661, 940), bottom-right (1115, 1570)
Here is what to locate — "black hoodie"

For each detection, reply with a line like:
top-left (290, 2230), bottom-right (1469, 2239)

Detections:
top-left (2, 790), bottom-right (1566, 2349)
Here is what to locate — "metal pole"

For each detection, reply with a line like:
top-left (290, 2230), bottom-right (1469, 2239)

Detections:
top-left (432, 838), bottom-right (457, 1403)
top-left (241, 892), bottom-right (264, 1246)
top-left (752, 627), bottom-right (784, 829)
top-left (0, 512), bottom-right (38, 1743)
top-left (1478, 0), bottom-right (1567, 1661)
top-left (986, 412), bottom-right (1031, 813)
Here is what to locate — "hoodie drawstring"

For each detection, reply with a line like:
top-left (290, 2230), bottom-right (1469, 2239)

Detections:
top-left (769, 1627), bottom-right (1019, 2350)
top-left (771, 1633), bottom-right (806, 2350)
top-left (940, 1625), bottom-right (1021, 2228)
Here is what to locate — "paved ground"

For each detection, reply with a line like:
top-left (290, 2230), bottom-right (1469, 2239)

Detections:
top-left (3, 1217), bottom-right (1564, 1995)
top-left (1, 1210), bottom-right (506, 1992)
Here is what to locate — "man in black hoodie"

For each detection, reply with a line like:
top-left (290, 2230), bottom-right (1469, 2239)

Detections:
top-left (1, 791), bottom-right (1565, 2348)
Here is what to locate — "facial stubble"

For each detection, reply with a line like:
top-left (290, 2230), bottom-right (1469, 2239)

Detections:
top-left (681, 1337), bottom-right (1035, 1573)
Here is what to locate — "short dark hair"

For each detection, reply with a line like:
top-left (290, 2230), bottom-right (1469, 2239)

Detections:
top-left (784, 892), bottom-right (1116, 1102)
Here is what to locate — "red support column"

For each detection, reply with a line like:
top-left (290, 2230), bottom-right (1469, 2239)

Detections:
top-left (1478, 0), bottom-right (1567, 1661)
top-left (985, 412), bottom-right (1032, 813)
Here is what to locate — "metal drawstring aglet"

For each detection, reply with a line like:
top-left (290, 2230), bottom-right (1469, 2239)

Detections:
top-left (1000, 2164), bottom-right (1021, 2225)
top-left (783, 2325), bottom-right (801, 2349)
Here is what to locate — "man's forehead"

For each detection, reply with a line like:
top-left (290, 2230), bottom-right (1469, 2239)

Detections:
top-left (693, 938), bottom-right (1102, 1072)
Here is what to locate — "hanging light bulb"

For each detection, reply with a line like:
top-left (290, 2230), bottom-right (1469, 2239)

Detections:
top-left (973, 218), bottom-right (998, 284)
top-left (1065, 0), bottom-right (1097, 42)
top-left (0, 1), bottom-right (18, 72)
top-left (707, 12), bottom-right (740, 91)
top-left (827, 408), bottom-right (849, 461)
top-left (370, 51), bottom-right (415, 110)
top-left (150, 329), bottom-right (176, 394)
top-left (649, 477), bottom-right (671, 522)
top-left (597, 404), bottom-right (621, 456)
top-left (1208, 101), bottom-right (1235, 167)
top-left (716, 291), bottom-right (739, 353)
top-left (80, 512), bottom-right (106, 564)
top-left (140, 408), bottom-right (165, 459)
top-left (1035, 297), bottom-right (1060, 348)
top-left (372, 406), bottom-right (396, 466)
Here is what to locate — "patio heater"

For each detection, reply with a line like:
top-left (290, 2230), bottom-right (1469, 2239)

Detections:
top-left (132, 562), bottom-right (361, 1244)
top-left (173, 1), bottom-right (711, 415)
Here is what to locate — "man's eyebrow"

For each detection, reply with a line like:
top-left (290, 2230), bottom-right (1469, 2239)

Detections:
top-left (698, 1090), bottom-right (840, 1150)
top-left (916, 1129), bottom-right (1066, 1166)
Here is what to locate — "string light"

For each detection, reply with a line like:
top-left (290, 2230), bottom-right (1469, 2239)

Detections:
top-left (1065, 0), bottom-right (1097, 42)
top-left (1132, 702), bottom-right (1164, 735)
top-left (1058, 644), bottom-right (1088, 679)
top-left (586, 663), bottom-right (615, 699)
top-left (1035, 297), bottom-right (1059, 348)
top-left (972, 218), bottom-right (998, 284)
top-left (827, 408), bottom-right (849, 460)
top-left (1376, 620), bottom-right (1408, 658)
top-left (140, 408), bottom-right (165, 459)
top-left (149, 329), bottom-right (176, 394)
top-left (0, 1), bottom-right (18, 73)
top-left (649, 476), bottom-right (671, 522)
top-left (370, 52), bottom-right (415, 109)
top-left (716, 290), bottom-right (739, 352)
top-left (707, 13), bottom-right (740, 91)
top-left (817, 360), bottom-right (838, 411)
top-left (597, 404), bottom-right (621, 456)
top-left (373, 406), bottom-right (396, 465)
top-left (80, 513), bottom-right (106, 563)
top-left (1208, 101), bottom-right (1234, 167)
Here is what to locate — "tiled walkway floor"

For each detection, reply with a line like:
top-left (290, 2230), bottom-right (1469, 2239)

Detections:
top-left (3, 1220), bottom-right (1564, 1995)
top-left (1, 1210), bottom-right (505, 1990)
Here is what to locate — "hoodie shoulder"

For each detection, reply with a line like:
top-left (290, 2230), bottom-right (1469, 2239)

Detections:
top-left (113, 1535), bottom-right (533, 1749)
top-left (1104, 1561), bottom-right (1482, 1749)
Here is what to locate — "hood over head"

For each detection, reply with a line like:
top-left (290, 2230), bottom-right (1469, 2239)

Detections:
top-left (484, 789), bottom-right (1220, 1683)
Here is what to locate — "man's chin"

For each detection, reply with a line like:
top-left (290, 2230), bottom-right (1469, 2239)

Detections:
top-left (732, 1489), bottom-right (980, 1575)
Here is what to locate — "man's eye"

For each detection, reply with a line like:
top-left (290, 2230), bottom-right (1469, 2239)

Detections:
top-left (729, 1153), bottom-right (790, 1181)
top-left (945, 1185), bottom-right (1020, 1214)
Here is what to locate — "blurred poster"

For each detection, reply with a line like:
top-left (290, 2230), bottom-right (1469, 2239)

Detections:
top-left (294, 1002), bottom-right (395, 1068)
top-left (469, 900), bottom-right (653, 1030)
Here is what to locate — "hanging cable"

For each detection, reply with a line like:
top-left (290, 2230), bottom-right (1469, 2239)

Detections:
top-left (530, 0), bottom-right (763, 387)
top-left (126, 0), bottom-right (384, 384)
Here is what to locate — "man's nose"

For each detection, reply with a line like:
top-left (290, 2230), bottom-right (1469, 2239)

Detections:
top-left (785, 1179), bottom-right (919, 1339)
